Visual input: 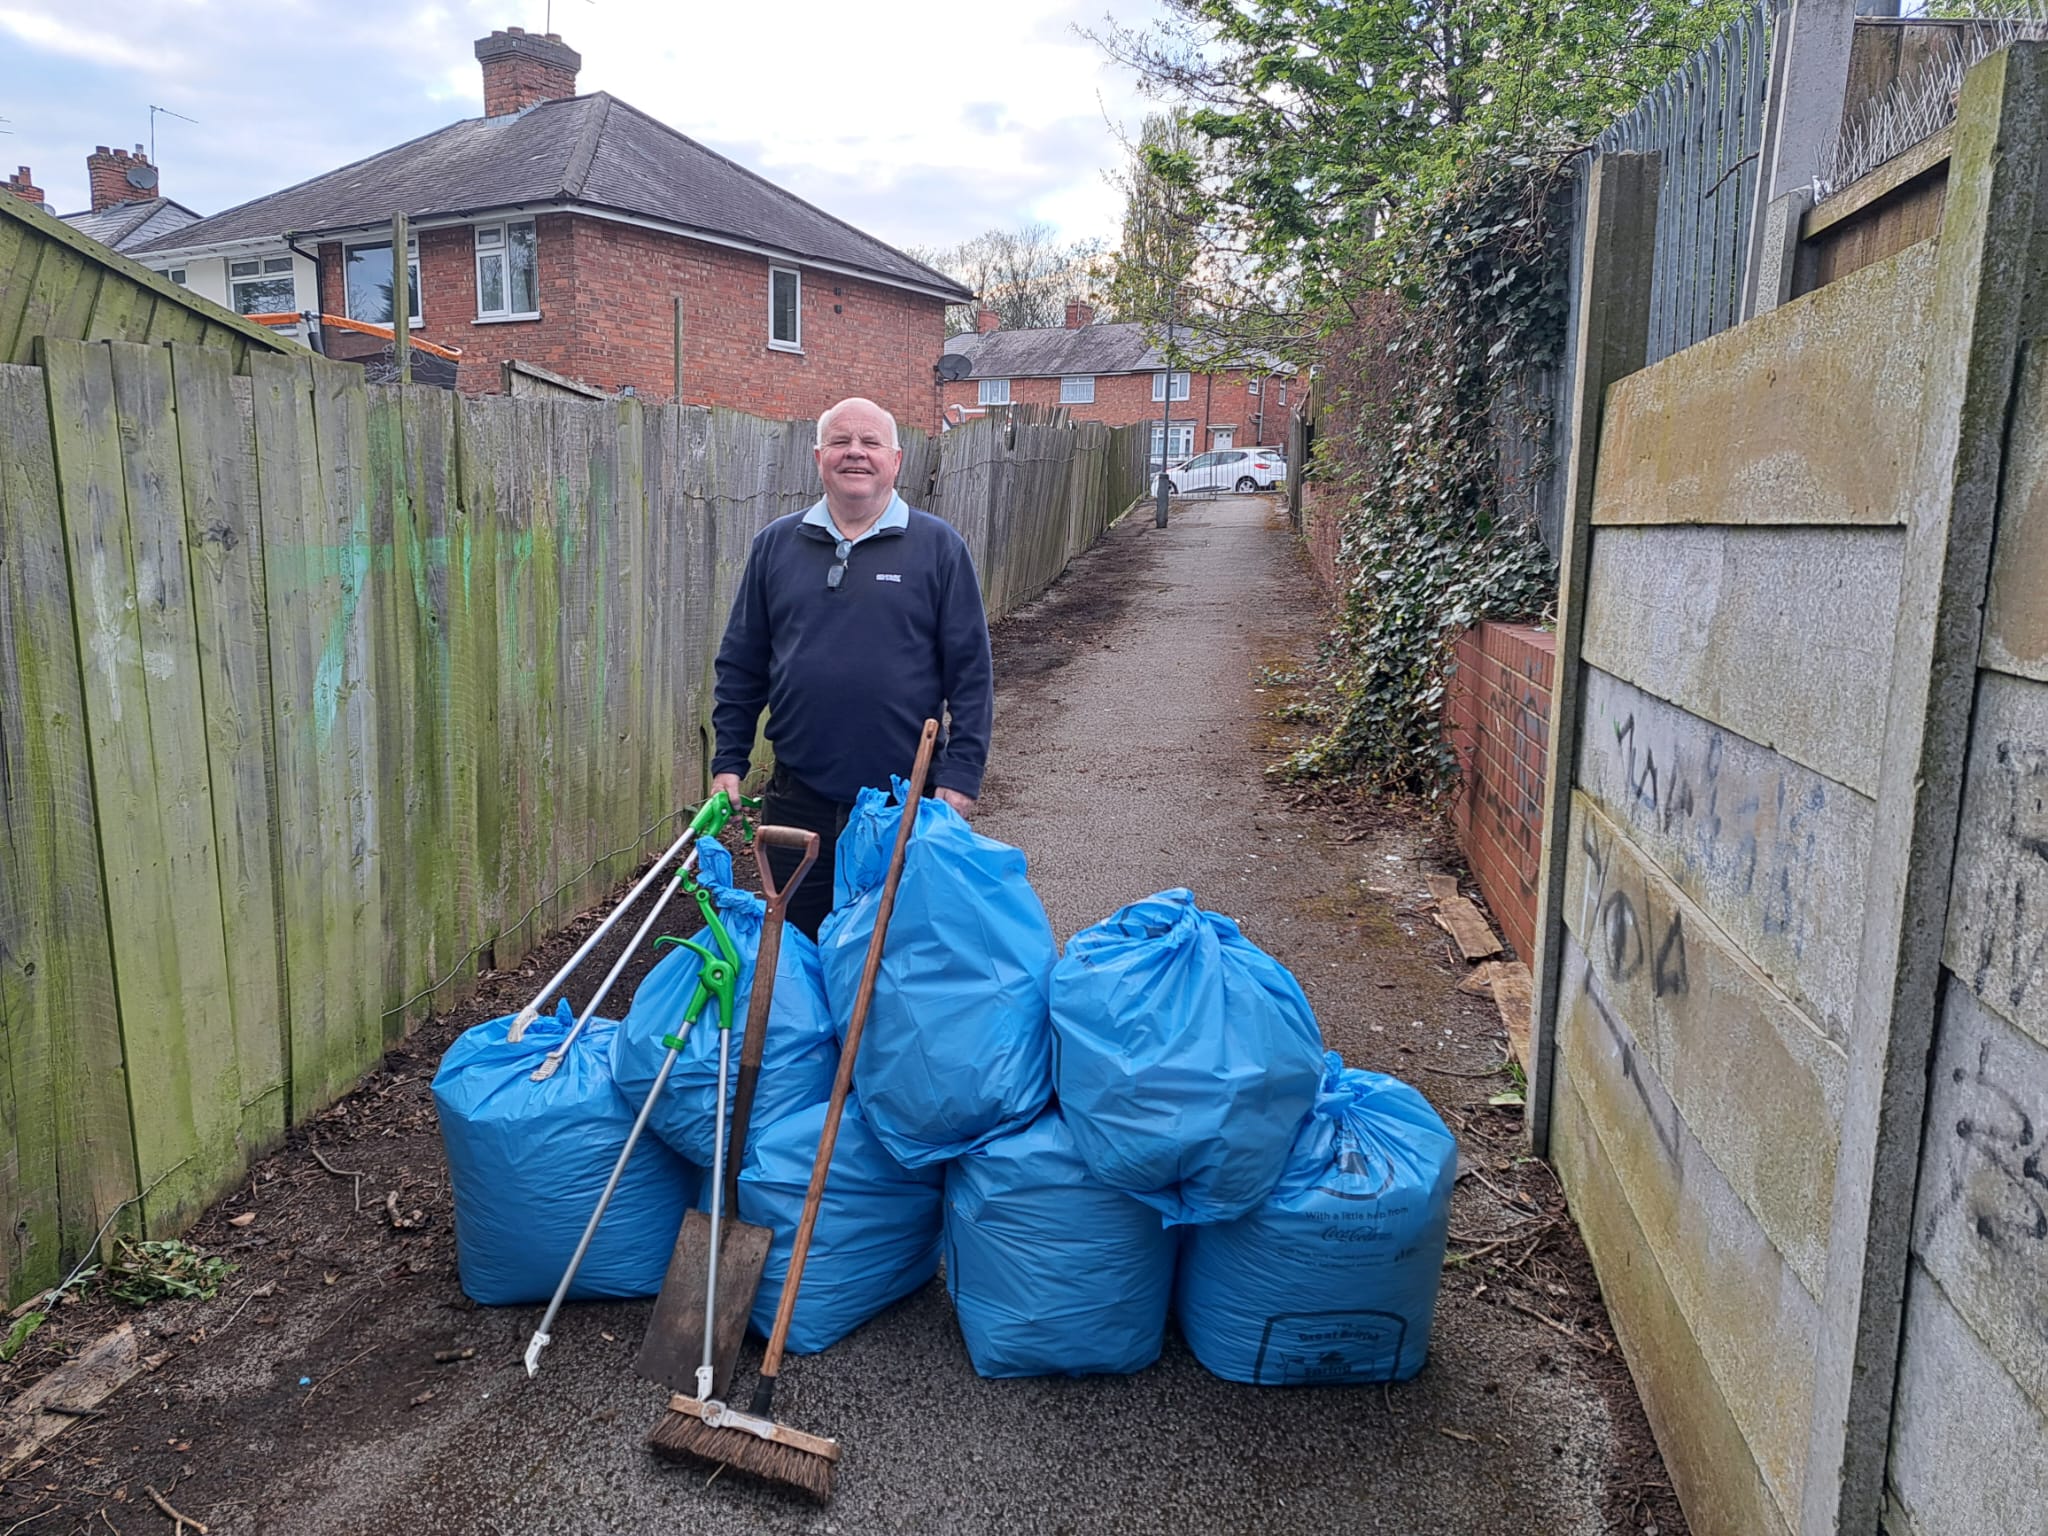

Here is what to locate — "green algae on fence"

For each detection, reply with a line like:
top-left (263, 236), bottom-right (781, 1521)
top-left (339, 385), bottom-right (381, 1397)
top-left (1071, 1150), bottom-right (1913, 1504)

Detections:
top-left (0, 363), bottom-right (139, 1298)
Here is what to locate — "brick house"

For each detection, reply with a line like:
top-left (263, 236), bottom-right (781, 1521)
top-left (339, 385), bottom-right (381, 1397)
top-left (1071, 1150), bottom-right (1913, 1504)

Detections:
top-left (129, 28), bottom-right (970, 422)
top-left (5, 148), bottom-right (202, 253)
top-left (937, 303), bottom-right (1294, 462)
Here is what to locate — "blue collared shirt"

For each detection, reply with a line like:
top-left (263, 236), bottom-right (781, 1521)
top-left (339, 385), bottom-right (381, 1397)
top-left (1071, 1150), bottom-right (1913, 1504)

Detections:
top-left (801, 493), bottom-right (911, 545)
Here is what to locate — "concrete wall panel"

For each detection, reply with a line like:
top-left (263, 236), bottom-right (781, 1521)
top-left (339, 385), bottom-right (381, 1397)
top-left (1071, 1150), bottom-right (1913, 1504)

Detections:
top-left (1913, 978), bottom-right (2048, 1417)
top-left (1982, 342), bottom-right (2048, 683)
top-left (1943, 670), bottom-right (2048, 1052)
top-left (1575, 666), bottom-right (1874, 1036)
top-left (1885, 1265), bottom-right (2048, 1536)
top-left (1565, 793), bottom-right (1846, 1293)
top-left (1581, 524), bottom-right (1903, 797)
top-left (1594, 240), bottom-right (1935, 530)
top-left (1556, 931), bottom-right (1822, 1522)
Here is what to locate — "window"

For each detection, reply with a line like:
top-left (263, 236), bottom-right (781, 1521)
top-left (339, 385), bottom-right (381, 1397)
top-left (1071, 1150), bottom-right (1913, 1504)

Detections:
top-left (1246, 378), bottom-right (1260, 396)
top-left (166, 267), bottom-right (188, 287)
top-left (228, 255), bottom-right (295, 316)
top-left (1150, 422), bottom-right (1195, 460)
top-left (474, 220), bottom-right (538, 318)
top-left (1060, 375), bottom-right (1094, 404)
top-left (1151, 370), bottom-right (1191, 401)
top-left (1278, 381), bottom-right (1289, 406)
top-left (978, 378), bottom-right (1011, 406)
top-left (770, 266), bottom-right (801, 349)
top-left (344, 236), bottom-right (421, 326)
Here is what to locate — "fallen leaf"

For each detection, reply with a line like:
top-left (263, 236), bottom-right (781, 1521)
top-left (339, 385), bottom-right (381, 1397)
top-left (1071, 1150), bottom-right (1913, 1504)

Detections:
top-left (600, 1332), bottom-right (615, 1342)
top-left (228, 1212), bottom-right (256, 1228)
top-left (323, 1272), bottom-right (338, 1286)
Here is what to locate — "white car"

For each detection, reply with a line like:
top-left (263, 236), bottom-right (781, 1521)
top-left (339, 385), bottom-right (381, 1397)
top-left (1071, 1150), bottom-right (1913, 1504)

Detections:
top-left (1151, 448), bottom-right (1289, 496)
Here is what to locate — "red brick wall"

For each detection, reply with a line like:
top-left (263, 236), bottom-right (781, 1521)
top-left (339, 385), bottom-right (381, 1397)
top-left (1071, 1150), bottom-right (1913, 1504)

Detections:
top-left (1300, 483), bottom-right (1345, 594)
top-left (940, 362), bottom-right (1290, 447)
top-left (1445, 623), bottom-right (1556, 962)
top-left (318, 213), bottom-right (949, 426)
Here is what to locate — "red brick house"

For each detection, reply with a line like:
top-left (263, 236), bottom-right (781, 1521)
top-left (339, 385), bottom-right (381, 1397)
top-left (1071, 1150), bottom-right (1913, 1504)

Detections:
top-left (131, 28), bottom-right (970, 423)
top-left (3, 147), bottom-right (204, 253)
top-left (937, 303), bottom-right (1293, 462)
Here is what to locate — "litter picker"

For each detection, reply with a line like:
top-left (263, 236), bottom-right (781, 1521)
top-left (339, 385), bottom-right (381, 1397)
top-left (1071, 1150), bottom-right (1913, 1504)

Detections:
top-left (635, 825), bottom-right (820, 1401)
top-left (646, 718), bottom-right (938, 1502)
top-left (521, 791), bottom-right (755, 1377)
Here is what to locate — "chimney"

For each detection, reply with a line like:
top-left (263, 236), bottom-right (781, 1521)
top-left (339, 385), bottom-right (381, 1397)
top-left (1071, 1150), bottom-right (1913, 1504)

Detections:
top-left (476, 27), bottom-right (582, 117)
top-left (976, 307), bottom-right (1001, 334)
top-left (88, 145), bottom-right (158, 213)
top-left (1065, 301), bottom-right (1094, 329)
top-left (5, 166), bottom-right (45, 207)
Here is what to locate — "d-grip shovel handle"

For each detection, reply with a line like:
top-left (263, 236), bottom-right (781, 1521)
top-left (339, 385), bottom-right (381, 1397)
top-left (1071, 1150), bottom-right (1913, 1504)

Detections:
top-left (720, 826), bottom-right (820, 1220)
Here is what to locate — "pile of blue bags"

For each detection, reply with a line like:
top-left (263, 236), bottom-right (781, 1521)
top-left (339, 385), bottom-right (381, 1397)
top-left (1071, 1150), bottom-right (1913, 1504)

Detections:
top-left (433, 810), bottom-right (1459, 1388)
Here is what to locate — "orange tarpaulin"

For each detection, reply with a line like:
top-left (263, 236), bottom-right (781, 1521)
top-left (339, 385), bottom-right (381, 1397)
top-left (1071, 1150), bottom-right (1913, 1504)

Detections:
top-left (247, 313), bottom-right (464, 362)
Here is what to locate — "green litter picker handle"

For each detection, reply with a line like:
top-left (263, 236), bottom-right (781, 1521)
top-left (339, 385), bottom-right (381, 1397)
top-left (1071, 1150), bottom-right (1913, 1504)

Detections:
top-left (651, 871), bottom-right (744, 1050)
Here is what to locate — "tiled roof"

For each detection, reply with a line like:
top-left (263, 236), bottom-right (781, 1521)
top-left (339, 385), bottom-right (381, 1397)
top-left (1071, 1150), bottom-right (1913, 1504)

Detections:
top-left (940, 321), bottom-right (1290, 378)
top-left (60, 197), bottom-right (202, 252)
top-left (134, 94), bottom-right (969, 299)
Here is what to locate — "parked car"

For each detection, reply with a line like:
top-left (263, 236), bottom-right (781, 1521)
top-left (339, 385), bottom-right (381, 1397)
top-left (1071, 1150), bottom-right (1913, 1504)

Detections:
top-left (1151, 448), bottom-right (1289, 496)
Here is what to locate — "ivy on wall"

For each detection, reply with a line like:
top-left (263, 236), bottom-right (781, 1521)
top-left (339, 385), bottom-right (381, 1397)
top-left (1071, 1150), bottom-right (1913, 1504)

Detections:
top-left (1279, 155), bottom-right (1571, 795)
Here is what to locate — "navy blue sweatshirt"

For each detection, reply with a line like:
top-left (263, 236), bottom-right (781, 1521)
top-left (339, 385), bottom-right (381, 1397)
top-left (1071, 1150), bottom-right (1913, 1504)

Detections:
top-left (711, 505), bottom-right (994, 802)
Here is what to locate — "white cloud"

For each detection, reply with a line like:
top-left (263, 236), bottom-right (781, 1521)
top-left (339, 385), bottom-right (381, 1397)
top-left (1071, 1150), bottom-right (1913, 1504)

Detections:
top-left (1, 0), bottom-right (1166, 248)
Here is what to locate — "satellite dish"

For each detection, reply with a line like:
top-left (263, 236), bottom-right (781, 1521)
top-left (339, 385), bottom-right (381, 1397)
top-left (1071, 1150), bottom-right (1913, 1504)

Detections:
top-left (935, 353), bottom-right (972, 383)
top-left (126, 162), bottom-right (158, 191)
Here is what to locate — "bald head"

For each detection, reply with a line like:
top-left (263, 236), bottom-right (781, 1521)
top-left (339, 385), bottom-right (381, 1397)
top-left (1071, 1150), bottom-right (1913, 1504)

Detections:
top-left (816, 397), bottom-right (900, 451)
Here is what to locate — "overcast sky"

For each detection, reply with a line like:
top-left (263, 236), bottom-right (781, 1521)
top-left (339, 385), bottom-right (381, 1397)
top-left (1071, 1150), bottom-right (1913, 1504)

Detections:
top-left (0, 0), bottom-right (1170, 254)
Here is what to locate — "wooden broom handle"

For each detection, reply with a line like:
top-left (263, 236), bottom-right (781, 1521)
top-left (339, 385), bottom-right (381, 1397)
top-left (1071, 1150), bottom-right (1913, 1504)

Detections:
top-left (757, 719), bottom-right (938, 1380)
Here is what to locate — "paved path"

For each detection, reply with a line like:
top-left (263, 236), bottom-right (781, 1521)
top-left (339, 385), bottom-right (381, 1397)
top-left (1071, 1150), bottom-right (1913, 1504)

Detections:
top-left (21, 496), bottom-right (1641, 1536)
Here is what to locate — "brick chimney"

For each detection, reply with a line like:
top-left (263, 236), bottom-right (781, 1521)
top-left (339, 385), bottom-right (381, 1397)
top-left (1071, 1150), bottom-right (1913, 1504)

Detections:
top-left (976, 307), bottom-right (1000, 334)
top-left (88, 145), bottom-right (157, 212)
top-left (1065, 301), bottom-right (1094, 329)
top-left (5, 166), bottom-right (44, 207)
top-left (476, 28), bottom-right (582, 117)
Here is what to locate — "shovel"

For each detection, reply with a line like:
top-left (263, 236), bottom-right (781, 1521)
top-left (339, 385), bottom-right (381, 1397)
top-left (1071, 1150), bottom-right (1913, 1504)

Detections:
top-left (636, 824), bottom-right (820, 1401)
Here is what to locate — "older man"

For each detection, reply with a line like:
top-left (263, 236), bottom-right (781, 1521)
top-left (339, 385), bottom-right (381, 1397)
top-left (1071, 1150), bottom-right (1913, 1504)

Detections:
top-left (710, 397), bottom-right (993, 936)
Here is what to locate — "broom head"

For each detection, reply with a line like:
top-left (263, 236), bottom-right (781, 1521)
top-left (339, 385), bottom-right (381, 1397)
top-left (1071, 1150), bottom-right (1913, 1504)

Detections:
top-left (646, 1392), bottom-right (838, 1503)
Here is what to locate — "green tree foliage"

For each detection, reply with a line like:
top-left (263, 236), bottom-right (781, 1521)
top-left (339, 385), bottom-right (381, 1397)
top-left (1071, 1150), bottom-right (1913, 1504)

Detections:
top-left (1104, 111), bottom-right (1211, 335)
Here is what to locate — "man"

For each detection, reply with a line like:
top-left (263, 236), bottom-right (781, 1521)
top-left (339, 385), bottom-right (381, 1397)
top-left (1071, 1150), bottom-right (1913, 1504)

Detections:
top-left (710, 397), bottom-right (993, 938)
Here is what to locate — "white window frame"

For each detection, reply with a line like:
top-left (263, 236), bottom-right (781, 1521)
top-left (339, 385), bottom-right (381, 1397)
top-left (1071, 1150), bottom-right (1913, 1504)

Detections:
top-left (1150, 421), bottom-right (1195, 461)
top-left (1246, 377), bottom-right (1260, 396)
top-left (474, 218), bottom-right (539, 321)
top-left (1278, 381), bottom-right (1289, 406)
top-left (1060, 375), bottom-right (1094, 404)
top-left (166, 267), bottom-right (188, 287)
top-left (979, 378), bottom-right (1011, 406)
top-left (1152, 370), bottom-right (1191, 401)
top-left (769, 266), bottom-right (802, 350)
top-left (228, 254), bottom-right (296, 317)
top-left (343, 234), bottom-right (421, 328)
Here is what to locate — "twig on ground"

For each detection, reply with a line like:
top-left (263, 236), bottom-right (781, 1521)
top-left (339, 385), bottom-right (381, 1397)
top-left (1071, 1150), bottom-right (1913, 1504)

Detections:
top-left (1506, 1297), bottom-right (1580, 1341)
top-left (1465, 1168), bottom-right (1537, 1211)
top-left (214, 1281), bottom-right (276, 1336)
top-left (299, 1342), bottom-right (379, 1410)
top-left (308, 1144), bottom-right (366, 1212)
top-left (144, 1484), bottom-right (207, 1533)
top-left (1417, 1063), bottom-right (1509, 1080)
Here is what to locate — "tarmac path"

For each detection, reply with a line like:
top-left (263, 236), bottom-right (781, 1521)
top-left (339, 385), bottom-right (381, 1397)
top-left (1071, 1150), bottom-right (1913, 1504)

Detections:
top-left (6, 495), bottom-right (1658, 1536)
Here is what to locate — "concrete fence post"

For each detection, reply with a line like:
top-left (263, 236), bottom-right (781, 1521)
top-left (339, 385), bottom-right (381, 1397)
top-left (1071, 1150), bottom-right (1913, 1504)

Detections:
top-left (1799, 41), bottom-right (2048, 1536)
top-left (1742, 0), bottom-right (1859, 318)
top-left (1525, 151), bottom-right (1661, 1157)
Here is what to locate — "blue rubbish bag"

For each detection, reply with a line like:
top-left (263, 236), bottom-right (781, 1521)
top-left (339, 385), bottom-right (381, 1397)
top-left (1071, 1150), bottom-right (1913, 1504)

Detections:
top-left (943, 1108), bottom-right (1177, 1378)
top-left (817, 782), bottom-right (1055, 1168)
top-left (736, 1095), bottom-right (943, 1355)
top-left (1050, 889), bottom-right (1326, 1225)
top-left (610, 838), bottom-right (839, 1167)
top-left (1175, 1053), bottom-right (1457, 1385)
top-left (433, 1000), bottom-right (698, 1305)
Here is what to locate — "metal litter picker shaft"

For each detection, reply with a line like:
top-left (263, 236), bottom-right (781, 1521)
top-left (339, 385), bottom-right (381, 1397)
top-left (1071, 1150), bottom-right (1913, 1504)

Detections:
top-left (646, 718), bottom-right (939, 1502)
top-left (521, 792), bottom-right (751, 1377)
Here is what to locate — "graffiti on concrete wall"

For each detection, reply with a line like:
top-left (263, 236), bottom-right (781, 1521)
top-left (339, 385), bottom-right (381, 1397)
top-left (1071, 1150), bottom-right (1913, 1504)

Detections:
top-left (1946, 674), bottom-right (2048, 1038)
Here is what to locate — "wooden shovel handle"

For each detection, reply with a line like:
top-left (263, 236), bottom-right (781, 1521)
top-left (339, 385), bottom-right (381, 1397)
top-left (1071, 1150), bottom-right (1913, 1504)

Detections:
top-left (721, 827), bottom-right (819, 1219)
top-left (757, 720), bottom-right (938, 1381)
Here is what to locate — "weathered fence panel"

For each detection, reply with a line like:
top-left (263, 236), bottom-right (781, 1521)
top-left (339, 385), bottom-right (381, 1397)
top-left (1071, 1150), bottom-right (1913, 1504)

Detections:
top-left (1535, 42), bottom-right (2048, 1536)
top-left (0, 342), bottom-right (1146, 1299)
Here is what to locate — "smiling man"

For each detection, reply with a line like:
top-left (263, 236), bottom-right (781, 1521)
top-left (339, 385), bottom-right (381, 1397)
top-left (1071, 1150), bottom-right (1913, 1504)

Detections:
top-left (710, 397), bottom-right (994, 936)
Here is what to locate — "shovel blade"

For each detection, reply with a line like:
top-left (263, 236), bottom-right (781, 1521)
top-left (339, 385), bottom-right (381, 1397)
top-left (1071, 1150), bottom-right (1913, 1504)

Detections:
top-left (635, 1208), bottom-right (773, 1398)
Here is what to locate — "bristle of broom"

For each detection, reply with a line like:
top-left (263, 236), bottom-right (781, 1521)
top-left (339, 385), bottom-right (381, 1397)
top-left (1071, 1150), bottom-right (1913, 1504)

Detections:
top-left (645, 1408), bottom-right (835, 1503)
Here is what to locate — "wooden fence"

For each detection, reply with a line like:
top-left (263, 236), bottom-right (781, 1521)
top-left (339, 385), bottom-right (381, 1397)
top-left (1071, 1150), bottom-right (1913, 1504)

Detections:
top-left (0, 343), bottom-right (1147, 1299)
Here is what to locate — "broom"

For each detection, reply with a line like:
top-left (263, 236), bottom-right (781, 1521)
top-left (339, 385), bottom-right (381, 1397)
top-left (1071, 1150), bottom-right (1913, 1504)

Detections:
top-left (647, 717), bottom-right (939, 1501)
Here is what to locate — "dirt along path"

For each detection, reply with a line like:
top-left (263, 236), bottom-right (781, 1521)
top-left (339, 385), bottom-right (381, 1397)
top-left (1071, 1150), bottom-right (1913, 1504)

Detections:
top-left (0, 494), bottom-right (1682, 1536)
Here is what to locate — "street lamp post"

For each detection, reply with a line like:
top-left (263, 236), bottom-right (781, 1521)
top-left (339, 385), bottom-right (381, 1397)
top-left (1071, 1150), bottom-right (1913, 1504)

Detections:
top-left (1155, 305), bottom-right (1175, 530)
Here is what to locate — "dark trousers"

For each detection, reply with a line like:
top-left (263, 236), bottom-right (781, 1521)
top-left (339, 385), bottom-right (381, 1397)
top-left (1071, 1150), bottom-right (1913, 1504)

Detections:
top-left (759, 768), bottom-right (856, 941)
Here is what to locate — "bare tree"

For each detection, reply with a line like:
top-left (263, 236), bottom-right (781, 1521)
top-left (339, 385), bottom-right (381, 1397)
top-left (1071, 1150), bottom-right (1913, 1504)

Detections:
top-left (910, 223), bottom-right (1107, 335)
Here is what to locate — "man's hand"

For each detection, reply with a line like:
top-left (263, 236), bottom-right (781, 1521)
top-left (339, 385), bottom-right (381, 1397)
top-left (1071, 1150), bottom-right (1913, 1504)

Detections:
top-left (711, 772), bottom-right (744, 808)
top-left (936, 787), bottom-right (977, 817)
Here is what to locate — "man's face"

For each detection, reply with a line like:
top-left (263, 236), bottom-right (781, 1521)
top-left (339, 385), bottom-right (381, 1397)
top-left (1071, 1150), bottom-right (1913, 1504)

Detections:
top-left (816, 405), bottom-right (902, 506)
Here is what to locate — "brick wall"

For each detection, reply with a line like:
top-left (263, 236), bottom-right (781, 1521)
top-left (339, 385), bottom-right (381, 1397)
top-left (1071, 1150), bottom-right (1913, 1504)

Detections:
top-left (940, 362), bottom-right (1291, 447)
top-left (1300, 482), bottom-right (1346, 594)
top-left (1445, 622), bottom-right (1555, 961)
top-left (318, 213), bottom-right (949, 426)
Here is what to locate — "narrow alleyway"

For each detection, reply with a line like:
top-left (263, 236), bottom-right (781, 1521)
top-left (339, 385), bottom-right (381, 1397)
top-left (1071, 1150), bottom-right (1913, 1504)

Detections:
top-left (3, 496), bottom-right (1675, 1536)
